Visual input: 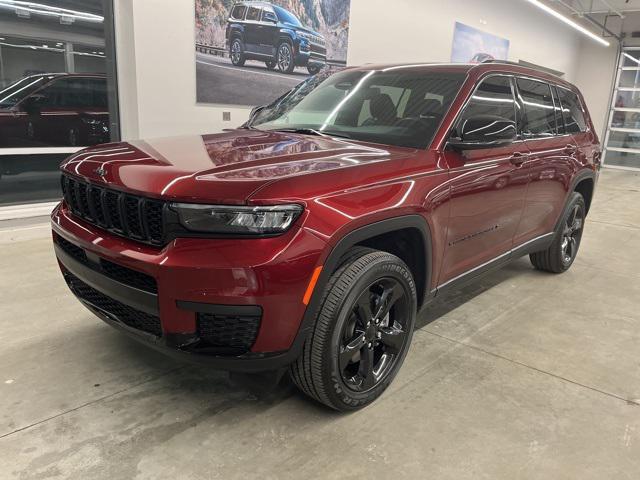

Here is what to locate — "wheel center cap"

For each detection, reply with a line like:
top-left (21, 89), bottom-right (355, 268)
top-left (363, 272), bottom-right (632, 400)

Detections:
top-left (365, 323), bottom-right (377, 341)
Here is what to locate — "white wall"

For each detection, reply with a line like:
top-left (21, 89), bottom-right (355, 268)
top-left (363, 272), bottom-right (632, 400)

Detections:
top-left (115, 0), bottom-right (609, 142)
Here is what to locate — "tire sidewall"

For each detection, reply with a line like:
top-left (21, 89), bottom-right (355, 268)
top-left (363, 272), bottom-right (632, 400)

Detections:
top-left (277, 41), bottom-right (294, 73)
top-left (230, 38), bottom-right (244, 66)
top-left (322, 258), bottom-right (417, 410)
top-left (553, 192), bottom-right (586, 270)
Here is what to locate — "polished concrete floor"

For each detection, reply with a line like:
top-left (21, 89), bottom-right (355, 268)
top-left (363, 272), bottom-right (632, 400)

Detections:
top-left (1, 169), bottom-right (639, 479)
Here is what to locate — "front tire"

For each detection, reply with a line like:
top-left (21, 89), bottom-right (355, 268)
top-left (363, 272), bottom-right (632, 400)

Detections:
top-left (229, 38), bottom-right (245, 66)
top-left (307, 63), bottom-right (321, 75)
top-left (290, 249), bottom-right (417, 411)
top-left (530, 192), bottom-right (586, 273)
top-left (276, 42), bottom-right (295, 74)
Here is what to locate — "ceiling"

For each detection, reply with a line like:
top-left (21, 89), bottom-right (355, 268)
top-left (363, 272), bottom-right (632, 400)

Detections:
top-left (560, 0), bottom-right (640, 15)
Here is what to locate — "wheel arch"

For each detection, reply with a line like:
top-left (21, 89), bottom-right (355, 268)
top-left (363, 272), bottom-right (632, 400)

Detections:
top-left (573, 175), bottom-right (595, 215)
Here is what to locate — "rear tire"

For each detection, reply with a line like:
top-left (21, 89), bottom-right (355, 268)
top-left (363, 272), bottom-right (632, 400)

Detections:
top-left (290, 249), bottom-right (417, 411)
top-left (530, 192), bottom-right (586, 273)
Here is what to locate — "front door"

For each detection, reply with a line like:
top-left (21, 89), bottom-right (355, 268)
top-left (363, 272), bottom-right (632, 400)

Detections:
top-left (439, 75), bottom-right (530, 287)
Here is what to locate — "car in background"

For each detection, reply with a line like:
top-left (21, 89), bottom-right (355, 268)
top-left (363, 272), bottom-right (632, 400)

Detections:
top-left (0, 73), bottom-right (109, 149)
top-left (226, 1), bottom-right (327, 74)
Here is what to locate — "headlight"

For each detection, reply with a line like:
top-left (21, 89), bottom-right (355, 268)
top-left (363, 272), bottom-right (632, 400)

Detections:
top-left (170, 203), bottom-right (303, 235)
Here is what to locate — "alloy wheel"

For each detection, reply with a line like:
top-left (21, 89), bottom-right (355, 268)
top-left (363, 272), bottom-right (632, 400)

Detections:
top-left (561, 204), bottom-right (584, 264)
top-left (339, 278), bottom-right (410, 392)
top-left (277, 44), bottom-right (292, 72)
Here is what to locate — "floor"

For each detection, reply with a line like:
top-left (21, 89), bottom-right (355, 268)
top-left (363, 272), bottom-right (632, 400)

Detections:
top-left (1, 169), bottom-right (639, 479)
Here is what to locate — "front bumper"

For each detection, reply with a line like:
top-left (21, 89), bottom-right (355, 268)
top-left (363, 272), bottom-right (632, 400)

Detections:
top-left (51, 202), bottom-right (327, 372)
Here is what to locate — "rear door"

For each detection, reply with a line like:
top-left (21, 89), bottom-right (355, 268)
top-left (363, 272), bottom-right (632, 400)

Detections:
top-left (515, 78), bottom-right (575, 245)
top-left (243, 5), bottom-right (262, 53)
top-left (439, 75), bottom-right (530, 286)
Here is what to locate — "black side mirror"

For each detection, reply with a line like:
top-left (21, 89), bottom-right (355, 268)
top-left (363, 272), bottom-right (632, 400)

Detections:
top-left (243, 105), bottom-right (267, 127)
top-left (22, 94), bottom-right (45, 115)
top-left (448, 114), bottom-right (517, 151)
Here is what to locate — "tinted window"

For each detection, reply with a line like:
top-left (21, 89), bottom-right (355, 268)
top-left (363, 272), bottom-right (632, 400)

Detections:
top-left (230, 5), bottom-right (247, 19)
top-left (517, 78), bottom-right (556, 136)
top-left (0, 76), bottom-right (52, 108)
top-left (551, 86), bottom-right (565, 135)
top-left (252, 69), bottom-right (465, 149)
top-left (457, 76), bottom-right (516, 133)
top-left (262, 10), bottom-right (277, 22)
top-left (557, 88), bottom-right (587, 134)
top-left (246, 7), bottom-right (261, 21)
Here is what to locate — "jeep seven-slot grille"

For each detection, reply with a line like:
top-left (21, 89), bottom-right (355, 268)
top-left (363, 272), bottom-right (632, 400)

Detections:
top-left (65, 272), bottom-right (162, 337)
top-left (61, 174), bottom-right (165, 246)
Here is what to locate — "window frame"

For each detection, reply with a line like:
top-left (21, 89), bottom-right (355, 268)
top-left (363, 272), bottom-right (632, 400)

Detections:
top-left (555, 85), bottom-right (589, 135)
top-left (245, 6), bottom-right (262, 22)
top-left (230, 5), bottom-right (247, 20)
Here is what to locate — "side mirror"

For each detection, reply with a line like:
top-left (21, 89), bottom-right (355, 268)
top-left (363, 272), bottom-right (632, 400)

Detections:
top-left (22, 94), bottom-right (45, 115)
top-left (243, 105), bottom-right (267, 127)
top-left (448, 115), bottom-right (517, 151)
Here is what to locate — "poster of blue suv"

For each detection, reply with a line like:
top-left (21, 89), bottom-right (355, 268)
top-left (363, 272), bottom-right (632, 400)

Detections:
top-left (195, 0), bottom-right (351, 106)
top-left (450, 21), bottom-right (510, 63)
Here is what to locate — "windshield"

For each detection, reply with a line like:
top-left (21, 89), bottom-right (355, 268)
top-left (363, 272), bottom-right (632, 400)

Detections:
top-left (274, 6), bottom-right (302, 27)
top-left (0, 75), bottom-right (52, 108)
top-left (251, 68), bottom-right (466, 149)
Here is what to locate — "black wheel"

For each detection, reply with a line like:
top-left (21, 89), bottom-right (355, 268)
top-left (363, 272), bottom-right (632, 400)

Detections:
top-left (530, 192), bottom-right (586, 273)
top-left (307, 63), bottom-right (321, 75)
top-left (265, 60), bottom-right (276, 70)
top-left (290, 249), bottom-right (417, 411)
top-left (229, 38), bottom-right (245, 66)
top-left (277, 42), bottom-right (295, 74)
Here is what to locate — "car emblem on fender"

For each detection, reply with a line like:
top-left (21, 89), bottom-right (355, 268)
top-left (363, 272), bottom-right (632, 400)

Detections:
top-left (95, 167), bottom-right (107, 177)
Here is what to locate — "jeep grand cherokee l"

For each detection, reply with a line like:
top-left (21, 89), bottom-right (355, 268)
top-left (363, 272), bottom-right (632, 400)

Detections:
top-left (226, 1), bottom-right (326, 74)
top-left (52, 62), bottom-right (599, 411)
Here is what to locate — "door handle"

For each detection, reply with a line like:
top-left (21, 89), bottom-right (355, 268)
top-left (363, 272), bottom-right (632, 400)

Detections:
top-left (509, 152), bottom-right (527, 166)
top-left (564, 144), bottom-right (578, 155)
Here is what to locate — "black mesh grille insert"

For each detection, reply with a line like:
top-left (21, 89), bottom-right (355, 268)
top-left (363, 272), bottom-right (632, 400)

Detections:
top-left (100, 258), bottom-right (158, 294)
top-left (65, 272), bottom-right (162, 337)
top-left (55, 236), bottom-right (157, 294)
top-left (197, 312), bottom-right (261, 355)
top-left (61, 174), bottom-right (165, 246)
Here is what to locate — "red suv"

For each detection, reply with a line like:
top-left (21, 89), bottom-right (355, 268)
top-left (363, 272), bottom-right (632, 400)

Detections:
top-left (52, 62), bottom-right (600, 411)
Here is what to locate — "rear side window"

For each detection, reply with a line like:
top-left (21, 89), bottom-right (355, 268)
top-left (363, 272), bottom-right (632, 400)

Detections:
top-left (457, 76), bottom-right (516, 133)
top-left (517, 78), bottom-right (556, 137)
top-left (557, 88), bottom-right (587, 134)
top-left (230, 5), bottom-right (247, 19)
top-left (246, 6), bottom-right (261, 21)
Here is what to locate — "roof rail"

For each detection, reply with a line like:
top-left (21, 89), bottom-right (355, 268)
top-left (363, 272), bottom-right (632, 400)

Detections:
top-left (480, 59), bottom-right (524, 67)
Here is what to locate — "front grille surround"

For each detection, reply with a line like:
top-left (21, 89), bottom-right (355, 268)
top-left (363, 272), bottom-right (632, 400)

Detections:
top-left (61, 174), bottom-right (166, 246)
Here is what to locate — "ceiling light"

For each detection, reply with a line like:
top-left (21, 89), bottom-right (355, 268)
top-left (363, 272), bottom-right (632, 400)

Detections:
top-left (523, 0), bottom-right (610, 47)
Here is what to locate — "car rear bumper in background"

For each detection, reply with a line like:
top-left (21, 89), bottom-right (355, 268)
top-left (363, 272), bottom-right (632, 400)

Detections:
top-left (51, 202), bottom-right (326, 372)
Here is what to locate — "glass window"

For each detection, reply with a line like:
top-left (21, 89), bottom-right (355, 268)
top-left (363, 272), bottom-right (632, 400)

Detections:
top-left (230, 5), bottom-right (247, 20)
top-left (274, 6), bottom-right (302, 26)
top-left (246, 7), bottom-right (261, 21)
top-left (457, 76), bottom-right (516, 134)
top-left (557, 88), bottom-right (587, 134)
top-left (251, 69), bottom-right (465, 149)
top-left (517, 78), bottom-right (556, 137)
top-left (0, 0), bottom-right (118, 206)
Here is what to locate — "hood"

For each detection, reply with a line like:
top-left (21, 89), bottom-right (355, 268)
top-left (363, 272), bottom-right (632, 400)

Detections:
top-left (60, 129), bottom-right (413, 204)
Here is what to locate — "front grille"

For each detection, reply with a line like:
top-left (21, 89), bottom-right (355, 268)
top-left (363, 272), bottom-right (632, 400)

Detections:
top-left (55, 235), bottom-right (158, 294)
top-left (197, 312), bottom-right (261, 355)
top-left (61, 174), bottom-right (166, 246)
top-left (65, 272), bottom-right (162, 337)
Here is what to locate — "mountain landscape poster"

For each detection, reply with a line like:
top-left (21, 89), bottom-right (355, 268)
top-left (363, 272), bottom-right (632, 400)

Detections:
top-left (195, 0), bottom-right (351, 106)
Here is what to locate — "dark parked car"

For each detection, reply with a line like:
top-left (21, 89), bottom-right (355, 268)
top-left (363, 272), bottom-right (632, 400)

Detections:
top-left (0, 73), bottom-right (109, 149)
top-left (52, 62), bottom-right (599, 411)
top-left (226, 1), bottom-right (327, 74)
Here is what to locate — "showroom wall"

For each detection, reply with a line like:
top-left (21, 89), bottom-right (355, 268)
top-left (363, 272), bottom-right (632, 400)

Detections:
top-left (114, 0), bottom-right (615, 142)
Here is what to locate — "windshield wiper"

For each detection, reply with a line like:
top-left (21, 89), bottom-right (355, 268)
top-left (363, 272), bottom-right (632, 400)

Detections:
top-left (274, 128), bottom-right (351, 139)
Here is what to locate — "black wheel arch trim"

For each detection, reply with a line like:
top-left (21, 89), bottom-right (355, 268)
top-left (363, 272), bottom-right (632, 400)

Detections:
top-left (554, 169), bottom-right (595, 233)
top-left (290, 215), bottom-right (433, 355)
